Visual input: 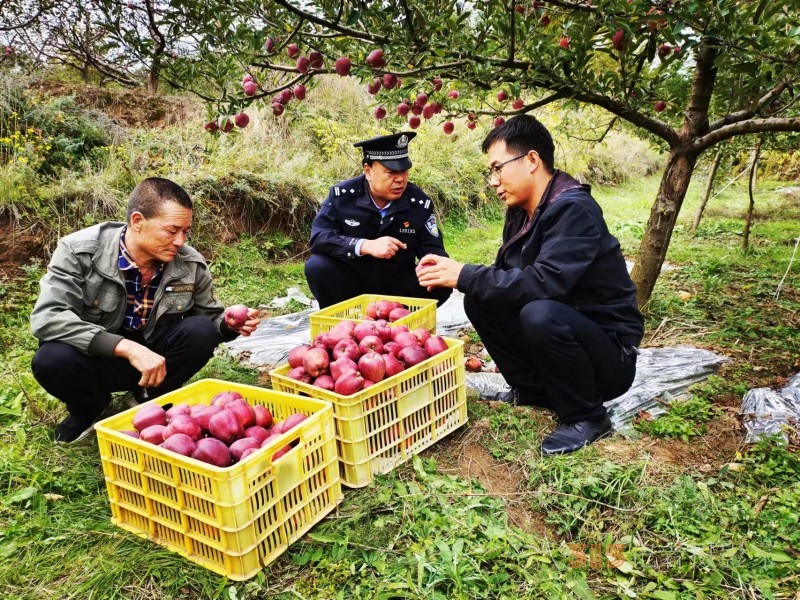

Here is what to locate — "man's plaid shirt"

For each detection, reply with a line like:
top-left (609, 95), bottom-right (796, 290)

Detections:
top-left (118, 226), bottom-right (164, 331)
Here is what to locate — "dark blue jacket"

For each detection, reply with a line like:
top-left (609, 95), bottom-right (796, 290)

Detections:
top-left (457, 171), bottom-right (644, 347)
top-left (309, 175), bottom-right (448, 272)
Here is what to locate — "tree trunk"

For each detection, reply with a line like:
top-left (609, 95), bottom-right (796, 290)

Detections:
top-left (147, 56), bottom-right (160, 94)
top-left (742, 137), bottom-right (763, 252)
top-left (631, 149), bottom-right (698, 307)
top-left (691, 148), bottom-right (722, 232)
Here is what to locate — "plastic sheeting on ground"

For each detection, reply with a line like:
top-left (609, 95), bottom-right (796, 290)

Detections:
top-left (740, 372), bottom-right (800, 443)
top-left (464, 347), bottom-right (729, 435)
top-left (226, 291), bottom-right (729, 434)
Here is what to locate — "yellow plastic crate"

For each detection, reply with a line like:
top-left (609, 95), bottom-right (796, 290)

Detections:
top-left (309, 294), bottom-right (437, 339)
top-left (94, 379), bottom-right (343, 581)
top-left (270, 338), bottom-right (467, 488)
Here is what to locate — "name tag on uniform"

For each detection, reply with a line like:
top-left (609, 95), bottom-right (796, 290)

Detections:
top-left (166, 284), bottom-right (195, 293)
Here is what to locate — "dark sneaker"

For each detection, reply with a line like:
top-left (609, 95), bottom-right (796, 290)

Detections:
top-left (55, 412), bottom-right (103, 444)
top-left (540, 415), bottom-right (613, 456)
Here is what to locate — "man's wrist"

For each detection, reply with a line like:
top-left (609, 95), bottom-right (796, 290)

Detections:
top-left (355, 239), bottom-right (367, 256)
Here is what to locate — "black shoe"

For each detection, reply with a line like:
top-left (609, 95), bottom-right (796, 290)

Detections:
top-left (125, 388), bottom-right (150, 409)
top-left (540, 415), bottom-right (613, 456)
top-left (55, 411), bottom-right (103, 443)
top-left (493, 387), bottom-right (548, 408)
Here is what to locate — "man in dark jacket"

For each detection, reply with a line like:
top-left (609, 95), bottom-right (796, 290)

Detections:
top-left (305, 132), bottom-right (452, 308)
top-left (417, 115), bottom-right (643, 455)
top-left (31, 178), bottom-right (260, 443)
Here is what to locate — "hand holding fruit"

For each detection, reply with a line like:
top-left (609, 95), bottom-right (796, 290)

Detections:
top-left (114, 339), bottom-right (167, 388)
top-left (224, 304), bottom-right (261, 336)
top-left (361, 236), bottom-right (407, 259)
top-left (416, 254), bottom-right (463, 290)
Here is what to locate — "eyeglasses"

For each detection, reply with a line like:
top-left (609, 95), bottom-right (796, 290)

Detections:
top-left (483, 153), bottom-right (528, 184)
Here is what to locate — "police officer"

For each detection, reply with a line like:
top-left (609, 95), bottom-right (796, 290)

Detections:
top-left (305, 132), bottom-right (452, 308)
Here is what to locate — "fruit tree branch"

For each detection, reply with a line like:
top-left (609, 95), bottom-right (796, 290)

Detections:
top-left (708, 82), bottom-right (792, 132)
top-left (691, 117), bottom-right (800, 154)
top-left (273, 0), bottom-right (389, 45)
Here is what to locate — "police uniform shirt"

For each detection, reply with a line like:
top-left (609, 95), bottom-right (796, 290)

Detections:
top-left (309, 174), bottom-right (448, 268)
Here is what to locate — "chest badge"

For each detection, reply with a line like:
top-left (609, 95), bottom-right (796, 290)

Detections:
top-left (345, 219), bottom-right (360, 227)
top-left (403, 221), bottom-right (410, 227)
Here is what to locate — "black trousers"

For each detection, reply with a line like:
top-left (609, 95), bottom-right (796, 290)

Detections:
top-left (305, 253), bottom-right (452, 309)
top-left (464, 296), bottom-right (637, 422)
top-left (32, 316), bottom-right (222, 419)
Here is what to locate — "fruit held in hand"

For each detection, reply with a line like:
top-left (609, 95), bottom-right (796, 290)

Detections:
top-left (224, 304), bottom-right (249, 328)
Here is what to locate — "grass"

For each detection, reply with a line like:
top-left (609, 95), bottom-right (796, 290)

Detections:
top-left (2, 81), bottom-right (800, 596)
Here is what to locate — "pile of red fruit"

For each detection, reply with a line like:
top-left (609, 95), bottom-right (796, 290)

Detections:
top-left (286, 319), bottom-right (449, 396)
top-left (362, 299), bottom-right (411, 322)
top-left (123, 392), bottom-right (307, 467)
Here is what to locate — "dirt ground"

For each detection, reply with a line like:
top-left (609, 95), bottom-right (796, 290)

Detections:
top-left (429, 402), bottom-right (744, 539)
top-left (29, 82), bottom-right (199, 128)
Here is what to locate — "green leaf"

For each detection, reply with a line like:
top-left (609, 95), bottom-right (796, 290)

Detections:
top-left (746, 544), bottom-right (793, 562)
top-left (6, 487), bottom-right (38, 504)
top-left (648, 592), bottom-right (677, 600)
top-left (346, 11), bottom-right (361, 26)
top-left (566, 577), bottom-right (598, 599)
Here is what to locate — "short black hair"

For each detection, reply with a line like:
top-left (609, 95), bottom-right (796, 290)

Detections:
top-left (481, 115), bottom-right (555, 173)
top-left (126, 177), bottom-right (192, 222)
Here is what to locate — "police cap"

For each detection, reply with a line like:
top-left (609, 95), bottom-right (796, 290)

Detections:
top-left (353, 132), bottom-right (417, 171)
